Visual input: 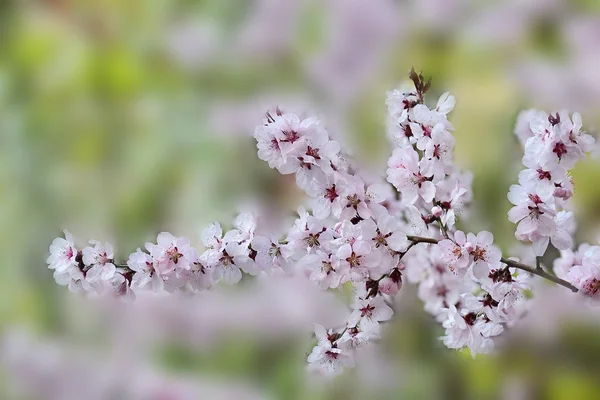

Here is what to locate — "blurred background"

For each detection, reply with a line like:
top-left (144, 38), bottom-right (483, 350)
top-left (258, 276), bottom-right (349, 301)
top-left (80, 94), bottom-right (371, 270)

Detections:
top-left (1, 0), bottom-right (600, 399)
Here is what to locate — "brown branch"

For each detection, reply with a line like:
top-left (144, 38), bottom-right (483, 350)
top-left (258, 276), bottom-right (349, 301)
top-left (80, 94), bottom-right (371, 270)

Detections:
top-left (406, 235), bottom-right (578, 293)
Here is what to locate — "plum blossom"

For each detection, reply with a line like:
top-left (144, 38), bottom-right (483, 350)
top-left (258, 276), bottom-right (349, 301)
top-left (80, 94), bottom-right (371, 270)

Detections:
top-left (254, 112), bottom-right (315, 173)
top-left (464, 231), bottom-right (502, 280)
top-left (409, 105), bottom-right (453, 151)
top-left (332, 175), bottom-right (389, 221)
top-left (336, 237), bottom-right (380, 284)
top-left (127, 248), bottom-right (162, 292)
top-left (349, 296), bottom-right (394, 333)
top-left (252, 235), bottom-right (292, 273)
top-left (301, 250), bottom-right (342, 289)
top-left (508, 184), bottom-right (556, 255)
top-left (82, 241), bottom-right (116, 285)
top-left (362, 213), bottom-right (409, 254)
top-left (437, 230), bottom-right (470, 275)
top-left (558, 245), bottom-right (600, 302)
top-left (437, 185), bottom-right (468, 228)
top-left (286, 207), bottom-right (334, 259)
top-left (524, 111), bottom-right (590, 171)
top-left (509, 109), bottom-right (594, 256)
top-left (201, 222), bottom-right (223, 250)
top-left (387, 146), bottom-right (436, 205)
top-left (52, 264), bottom-right (87, 294)
top-left (307, 172), bottom-right (350, 219)
top-left (424, 124), bottom-right (455, 178)
top-left (441, 305), bottom-right (498, 357)
top-left (308, 324), bottom-right (355, 375)
top-left (553, 243), bottom-right (591, 280)
top-left (307, 340), bottom-right (354, 376)
top-left (47, 230), bottom-right (78, 273)
top-left (338, 325), bottom-right (374, 349)
top-left (145, 232), bottom-right (196, 279)
top-left (386, 88), bottom-right (418, 129)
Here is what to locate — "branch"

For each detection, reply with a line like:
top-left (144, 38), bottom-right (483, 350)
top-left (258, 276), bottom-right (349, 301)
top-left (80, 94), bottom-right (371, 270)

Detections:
top-left (406, 235), bottom-right (578, 293)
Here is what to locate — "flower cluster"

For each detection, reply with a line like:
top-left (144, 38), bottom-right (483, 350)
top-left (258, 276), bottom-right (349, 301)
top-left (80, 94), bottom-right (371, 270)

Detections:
top-left (383, 70), bottom-right (529, 357)
top-left (47, 69), bottom-right (598, 376)
top-left (554, 244), bottom-right (600, 301)
top-left (255, 104), bottom-right (410, 374)
top-left (509, 110), bottom-right (595, 255)
top-left (255, 69), bottom-right (528, 371)
top-left (385, 73), bottom-right (471, 231)
top-left (46, 212), bottom-right (286, 301)
top-left (434, 231), bottom-right (529, 355)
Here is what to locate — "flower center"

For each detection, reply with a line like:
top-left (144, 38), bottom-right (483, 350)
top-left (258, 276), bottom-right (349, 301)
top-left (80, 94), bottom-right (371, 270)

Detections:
top-left (582, 278), bottom-right (600, 297)
top-left (346, 194), bottom-right (361, 209)
top-left (281, 129), bottom-right (299, 143)
top-left (480, 293), bottom-right (499, 308)
top-left (322, 261), bottom-right (334, 274)
top-left (422, 125), bottom-right (432, 138)
top-left (373, 230), bottom-right (391, 248)
top-left (537, 168), bottom-right (552, 181)
top-left (268, 243), bottom-right (281, 258)
top-left (305, 233), bottom-right (321, 248)
top-left (360, 304), bottom-right (376, 318)
top-left (528, 193), bottom-right (543, 204)
top-left (346, 252), bottom-right (362, 268)
top-left (63, 247), bottom-right (74, 260)
top-left (167, 247), bottom-right (183, 264)
top-left (220, 251), bottom-right (234, 266)
top-left (325, 185), bottom-right (339, 202)
top-left (471, 246), bottom-right (486, 262)
top-left (553, 142), bottom-right (568, 159)
top-left (306, 146), bottom-right (321, 160)
top-left (462, 312), bottom-right (477, 326)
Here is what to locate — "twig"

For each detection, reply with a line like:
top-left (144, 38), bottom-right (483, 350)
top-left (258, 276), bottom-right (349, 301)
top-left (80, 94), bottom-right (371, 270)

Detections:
top-left (406, 235), bottom-right (578, 293)
top-left (436, 218), bottom-right (450, 239)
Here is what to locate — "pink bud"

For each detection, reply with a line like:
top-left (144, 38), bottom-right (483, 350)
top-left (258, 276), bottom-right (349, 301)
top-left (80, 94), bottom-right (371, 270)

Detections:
top-left (553, 187), bottom-right (566, 198)
top-left (431, 206), bottom-right (443, 218)
top-left (379, 277), bottom-right (400, 296)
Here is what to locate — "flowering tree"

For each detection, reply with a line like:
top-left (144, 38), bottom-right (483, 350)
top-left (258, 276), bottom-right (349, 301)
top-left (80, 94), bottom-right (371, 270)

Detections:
top-left (47, 69), bottom-right (598, 375)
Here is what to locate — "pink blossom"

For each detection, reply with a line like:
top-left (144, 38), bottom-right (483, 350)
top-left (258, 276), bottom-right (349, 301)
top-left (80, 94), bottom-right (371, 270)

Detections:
top-left (387, 146), bottom-right (436, 205)
top-left (47, 230), bottom-right (78, 273)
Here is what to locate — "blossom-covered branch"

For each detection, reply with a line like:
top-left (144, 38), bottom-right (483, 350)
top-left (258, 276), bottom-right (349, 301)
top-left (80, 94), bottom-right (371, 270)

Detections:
top-left (47, 68), bottom-right (597, 376)
top-left (406, 235), bottom-right (578, 292)
top-left (47, 212), bottom-right (275, 301)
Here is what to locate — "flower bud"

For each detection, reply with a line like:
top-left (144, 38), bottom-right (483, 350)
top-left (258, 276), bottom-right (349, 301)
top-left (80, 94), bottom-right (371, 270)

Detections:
top-left (379, 277), bottom-right (400, 296)
top-left (431, 206), bottom-right (443, 218)
top-left (553, 187), bottom-right (566, 198)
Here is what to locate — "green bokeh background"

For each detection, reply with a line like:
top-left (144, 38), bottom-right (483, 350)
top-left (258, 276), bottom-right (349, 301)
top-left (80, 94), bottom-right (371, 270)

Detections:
top-left (1, 1), bottom-right (600, 399)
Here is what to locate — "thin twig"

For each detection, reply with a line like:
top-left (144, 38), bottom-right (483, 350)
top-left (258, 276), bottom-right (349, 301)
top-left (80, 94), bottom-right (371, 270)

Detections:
top-left (406, 235), bottom-right (578, 293)
top-left (436, 218), bottom-right (450, 240)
